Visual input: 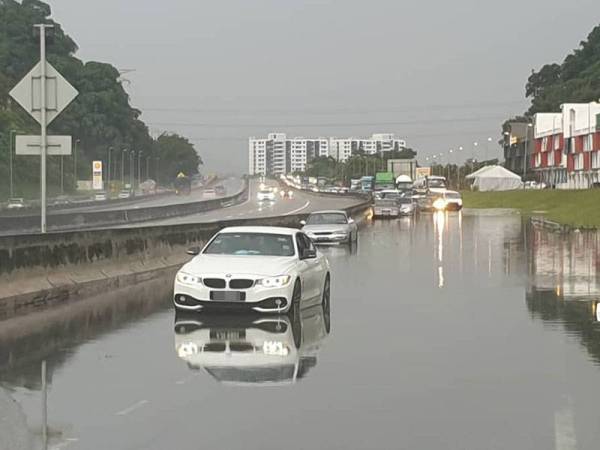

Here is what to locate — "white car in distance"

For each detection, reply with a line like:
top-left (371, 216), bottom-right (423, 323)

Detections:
top-left (257, 188), bottom-right (276, 202)
top-left (174, 227), bottom-right (331, 314)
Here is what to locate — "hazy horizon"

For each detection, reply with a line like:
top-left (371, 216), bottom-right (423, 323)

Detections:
top-left (50, 0), bottom-right (600, 174)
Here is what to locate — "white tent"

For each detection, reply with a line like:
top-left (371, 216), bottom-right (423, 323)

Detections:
top-left (465, 165), bottom-right (522, 192)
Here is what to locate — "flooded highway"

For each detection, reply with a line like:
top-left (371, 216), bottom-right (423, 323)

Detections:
top-left (2, 212), bottom-right (600, 450)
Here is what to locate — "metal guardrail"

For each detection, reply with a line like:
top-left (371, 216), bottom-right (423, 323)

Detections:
top-left (0, 178), bottom-right (248, 235)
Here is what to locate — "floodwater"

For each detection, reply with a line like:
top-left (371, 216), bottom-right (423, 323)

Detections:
top-left (2, 211), bottom-right (600, 450)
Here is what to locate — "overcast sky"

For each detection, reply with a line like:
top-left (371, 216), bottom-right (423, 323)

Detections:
top-left (50, 0), bottom-right (600, 174)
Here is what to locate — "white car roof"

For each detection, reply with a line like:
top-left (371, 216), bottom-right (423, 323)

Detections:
top-left (219, 226), bottom-right (299, 236)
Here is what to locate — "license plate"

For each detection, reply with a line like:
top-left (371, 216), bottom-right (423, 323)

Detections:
top-left (210, 330), bottom-right (246, 340)
top-left (210, 291), bottom-right (245, 302)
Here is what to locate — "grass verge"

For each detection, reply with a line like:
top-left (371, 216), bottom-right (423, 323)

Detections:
top-left (462, 190), bottom-right (600, 228)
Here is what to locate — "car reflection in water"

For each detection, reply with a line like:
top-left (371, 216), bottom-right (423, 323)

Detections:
top-left (174, 304), bottom-right (330, 386)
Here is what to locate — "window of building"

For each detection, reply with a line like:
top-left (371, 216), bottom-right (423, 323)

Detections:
top-left (584, 134), bottom-right (593, 152)
top-left (554, 136), bottom-right (560, 150)
top-left (535, 153), bottom-right (541, 168)
top-left (548, 151), bottom-right (554, 167)
top-left (574, 153), bottom-right (584, 171)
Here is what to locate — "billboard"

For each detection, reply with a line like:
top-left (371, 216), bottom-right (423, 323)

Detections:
top-left (92, 160), bottom-right (103, 190)
top-left (415, 167), bottom-right (431, 179)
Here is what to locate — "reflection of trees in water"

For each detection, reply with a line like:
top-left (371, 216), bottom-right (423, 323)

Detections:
top-left (0, 275), bottom-right (174, 389)
top-left (526, 288), bottom-right (600, 366)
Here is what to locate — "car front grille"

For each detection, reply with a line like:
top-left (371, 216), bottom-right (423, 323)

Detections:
top-left (203, 278), bottom-right (226, 289)
top-left (314, 232), bottom-right (333, 235)
top-left (229, 279), bottom-right (255, 289)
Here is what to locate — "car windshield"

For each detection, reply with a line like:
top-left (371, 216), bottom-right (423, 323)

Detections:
top-left (203, 232), bottom-right (295, 256)
top-left (381, 192), bottom-right (401, 200)
top-left (398, 197), bottom-right (413, 204)
top-left (375, 199), bottom-right (397, 206)
top-left (306, 213), bottom-right (347, 225)
top-left (8, 199), bottom-right (23, 205)
top-left (259, 190), bottom-right (271, 194)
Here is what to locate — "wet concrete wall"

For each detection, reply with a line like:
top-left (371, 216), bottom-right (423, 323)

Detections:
top-left (0, 202), bottom-right (370, 319)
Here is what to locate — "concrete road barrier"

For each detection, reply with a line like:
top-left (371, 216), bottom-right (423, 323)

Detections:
top-left (0, 200), bottom-right (370, 319)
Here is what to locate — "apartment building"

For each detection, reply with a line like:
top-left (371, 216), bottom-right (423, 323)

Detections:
top-left (532, 102), bottom-right (600, 189)
top-left (249, 133), bottom-right (407, 175)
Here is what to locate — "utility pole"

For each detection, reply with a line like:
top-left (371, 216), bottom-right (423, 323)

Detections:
top-left (60, 153), bottom-right (64, 194)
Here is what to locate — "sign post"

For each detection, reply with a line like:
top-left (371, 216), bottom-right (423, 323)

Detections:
top-left (9, 24), bottom-right (78, 233)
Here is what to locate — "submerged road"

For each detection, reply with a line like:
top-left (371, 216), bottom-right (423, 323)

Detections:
top-left (2, 212), bottom-right (600, 449)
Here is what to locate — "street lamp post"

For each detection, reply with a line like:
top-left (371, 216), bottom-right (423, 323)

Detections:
top-left (107, 147), bottom-right (113, 191)
top-left (73, 139), bottom-right (80, 191)
top-left (523, 123), bottom-right (533, 179)
top-left (486, 137), bottom-right (493, 161)
top-left (137, 151), bottom-right (143, 189)
top-left (60, 153), bottom-right (64, 194)
top-left (121, 149), bottom-right (128, 185)
top-left (155, 156), bottom-right (160, 183)
top-left (129, 150), bottom-right (135, 192)
top-left (9, 129), bottom-right (17, 198)
top-left (146, 156), bottom-right (150, 181)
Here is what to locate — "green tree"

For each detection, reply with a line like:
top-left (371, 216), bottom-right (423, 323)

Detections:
top-left (155, 133), bottom-right (202, 183)
top-left (0, 0), bottom-right (201, 199)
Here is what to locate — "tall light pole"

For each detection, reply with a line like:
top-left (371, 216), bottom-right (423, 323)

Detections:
top-left (129, 150), bottom-right (135, 191)
top-left (73, 139), bottom-right (80, 191)
top-left (155, 156), bottom-right (160, 183)
top-left (486, 137), bottom-right (493, 162)
top-left (107, 147), bottom-right (113, 191)
top-left (137, 151), bottom-right (143, 189)
top-left (523, 123), bottom-right (533, 179)
top-left (9, 129), bottom-right (17, 198)
top-left (121, 149), bottom-right (128, 185)
top-left (146, 156), bottom-right (150, 181)
top-left (60, 152), bottom-right (64, 194)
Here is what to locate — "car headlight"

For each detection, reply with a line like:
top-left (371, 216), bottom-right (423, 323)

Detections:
top-left (433, 198), bottom-right (447, 210)
top-left (176, 272), bottom-right (202, 285)
top-left (288, 190), bottom-right (293, 197)
top-left (263, 341), bottom-right (289, 356)
top-left (257, 275), bottom-right (292, 288)
top-left (177, 342), bottom-right (199, 358)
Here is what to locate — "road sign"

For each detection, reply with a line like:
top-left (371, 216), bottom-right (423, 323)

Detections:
top-left (15, 135), bottom-right (72, 156)
top-left (9, 61), bottom-right (78, 126)
top-left (92, 161), bottom-right (103, 190)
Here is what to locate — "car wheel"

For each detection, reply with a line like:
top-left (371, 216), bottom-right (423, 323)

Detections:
top-left (321, 274), bottom-right (330, 308)
top-left (288, 280), bottom-right (302, 348)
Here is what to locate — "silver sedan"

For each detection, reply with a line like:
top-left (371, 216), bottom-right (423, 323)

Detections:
top-left (301, 210), bottom-right (358, 245)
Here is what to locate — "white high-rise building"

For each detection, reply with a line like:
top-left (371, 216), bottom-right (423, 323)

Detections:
top-left (248, 133), bottom-right (406, 175)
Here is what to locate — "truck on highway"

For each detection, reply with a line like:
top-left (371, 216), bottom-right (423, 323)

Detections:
top-left (360, 176), bottom-right (375, 192)
top-left (174, 172), bottom-right (192, 195)
top-left (350, 179), bottom-right (362, 192)
top-left (375, 172), bottom-right (395, 191)
top-left (387, 158), bottom-right (417, 181)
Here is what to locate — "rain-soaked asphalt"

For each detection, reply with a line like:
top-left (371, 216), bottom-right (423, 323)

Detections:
top-left (2, 211), bottom-right (600, 450)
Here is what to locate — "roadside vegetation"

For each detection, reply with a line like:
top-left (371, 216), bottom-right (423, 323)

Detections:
top-left (462, 190), bottom-right (600, 228)
top-left (0, 0), bottom-right (201, 200)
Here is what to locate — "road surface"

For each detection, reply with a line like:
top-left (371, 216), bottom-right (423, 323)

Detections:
top-left (2, 211), bottom-right (600, 449)
top-left (131, 179), bottom-right (364, 227)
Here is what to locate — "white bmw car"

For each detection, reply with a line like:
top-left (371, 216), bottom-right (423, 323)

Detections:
top-left (174, 226), bottom-right (330, 314)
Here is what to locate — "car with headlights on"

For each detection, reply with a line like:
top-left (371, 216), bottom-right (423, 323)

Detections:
top-left (372, 198), bottom-right (400, 218)
top-left (174, 226), bottom-right (330, 314)
top-left (301, 210), bottom-right (358, 245)
top-left (397, 196), bottom-right (416, 216)
top-left (257, 188), bottom-right (276, 202)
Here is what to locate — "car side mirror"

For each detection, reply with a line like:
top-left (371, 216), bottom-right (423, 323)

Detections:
top-left (301, 248), bottom-right (317, 259)
top-left (299, 220), bottom-right (306, 226)
top-left (186, 246), bottom-right (201, 256)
